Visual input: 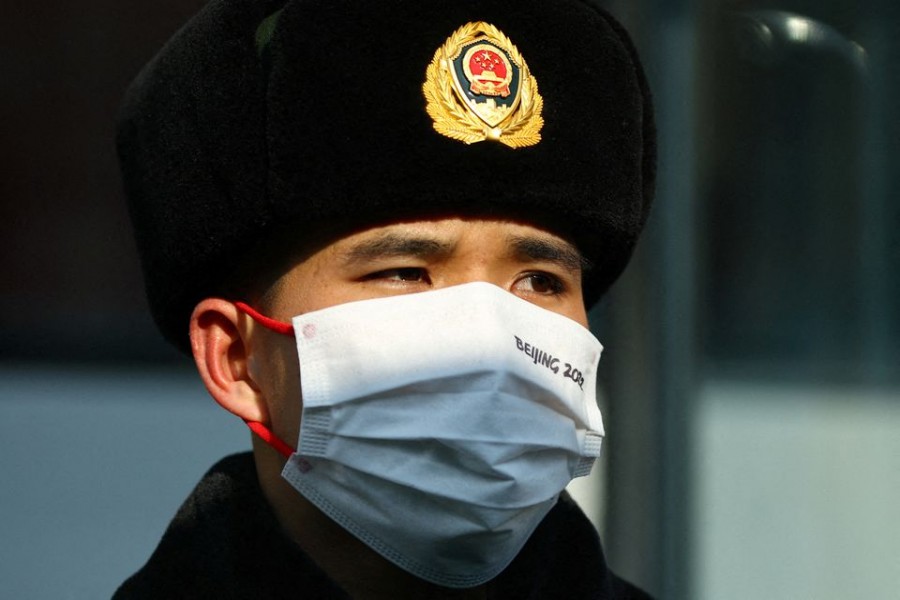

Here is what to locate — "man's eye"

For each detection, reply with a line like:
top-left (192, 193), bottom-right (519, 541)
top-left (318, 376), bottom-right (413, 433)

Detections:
top-left (365, 267), bottom-right (428, 282)
top-left (517, 273), bottom-right (564, 295)
top-left (388, 268), bottom-right (426, 282)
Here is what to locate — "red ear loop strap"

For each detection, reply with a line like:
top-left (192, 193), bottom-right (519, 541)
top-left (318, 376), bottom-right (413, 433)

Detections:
top-left (234, 301), bottom-right (296, 458)
top-left (245, 420), bottom-right (296, 459)
top-left (234, 301), bottom-right (295, 336)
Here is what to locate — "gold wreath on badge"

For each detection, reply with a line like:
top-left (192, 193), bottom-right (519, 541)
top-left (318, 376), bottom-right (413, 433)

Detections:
top-left (423, 22), bottom-right (543, 148)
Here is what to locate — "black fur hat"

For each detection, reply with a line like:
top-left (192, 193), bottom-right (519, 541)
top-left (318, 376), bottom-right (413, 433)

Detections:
top-left (118, 0), bottom-right (656, 352)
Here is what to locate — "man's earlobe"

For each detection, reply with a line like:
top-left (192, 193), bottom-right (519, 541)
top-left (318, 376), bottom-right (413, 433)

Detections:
top-left (190, 298), bottom-right (269, 424)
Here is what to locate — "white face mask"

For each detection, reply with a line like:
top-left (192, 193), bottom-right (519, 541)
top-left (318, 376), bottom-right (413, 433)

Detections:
top-left (241, 282), bottom-right (605, 588)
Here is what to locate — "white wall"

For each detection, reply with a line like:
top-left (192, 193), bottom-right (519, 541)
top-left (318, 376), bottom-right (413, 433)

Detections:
top-left (0, 365), bottom-right (248, 599)
top-left (694, 380), bottom-right (900, 599)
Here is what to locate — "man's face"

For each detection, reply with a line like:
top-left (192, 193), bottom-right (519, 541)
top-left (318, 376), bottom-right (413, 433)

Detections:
top-left (248, 217), bottom-right (590, 448)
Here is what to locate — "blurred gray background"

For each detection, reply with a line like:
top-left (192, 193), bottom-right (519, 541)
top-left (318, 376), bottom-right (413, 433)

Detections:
top-left (2, 0), bottom-right (898, 598)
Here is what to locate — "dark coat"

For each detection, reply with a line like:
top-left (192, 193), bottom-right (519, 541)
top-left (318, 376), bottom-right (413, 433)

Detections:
top-left (115, 453), bottom-right (650, 599)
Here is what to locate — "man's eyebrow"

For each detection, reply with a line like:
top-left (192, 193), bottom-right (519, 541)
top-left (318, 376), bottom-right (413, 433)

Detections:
top-left (341, 233), bottom-right (454, 265)
top-left (507, 235), bottom-right (592, 274)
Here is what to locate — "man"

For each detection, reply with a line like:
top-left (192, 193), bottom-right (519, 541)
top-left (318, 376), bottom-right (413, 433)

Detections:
top-left (114, 0), bottom-right (656, 597)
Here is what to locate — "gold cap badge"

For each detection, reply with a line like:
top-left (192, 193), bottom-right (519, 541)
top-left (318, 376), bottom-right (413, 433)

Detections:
top-left (423, 22), bottom-right (543, 148)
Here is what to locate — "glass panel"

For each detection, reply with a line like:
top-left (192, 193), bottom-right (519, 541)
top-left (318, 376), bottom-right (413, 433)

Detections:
top-left (693, 2), bottom-right (900, 599)
top-left (702, 0), bottom-right (899, 382)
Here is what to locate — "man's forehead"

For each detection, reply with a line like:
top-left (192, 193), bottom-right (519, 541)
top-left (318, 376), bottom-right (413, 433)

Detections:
top-left (336, 218), bottom-right (579, 251)
top-left (324, 217), bottom-right (590, 274)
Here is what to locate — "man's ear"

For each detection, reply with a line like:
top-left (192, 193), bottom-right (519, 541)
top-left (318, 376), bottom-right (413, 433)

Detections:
top-left (190, 298), bottom-right (269, 424)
